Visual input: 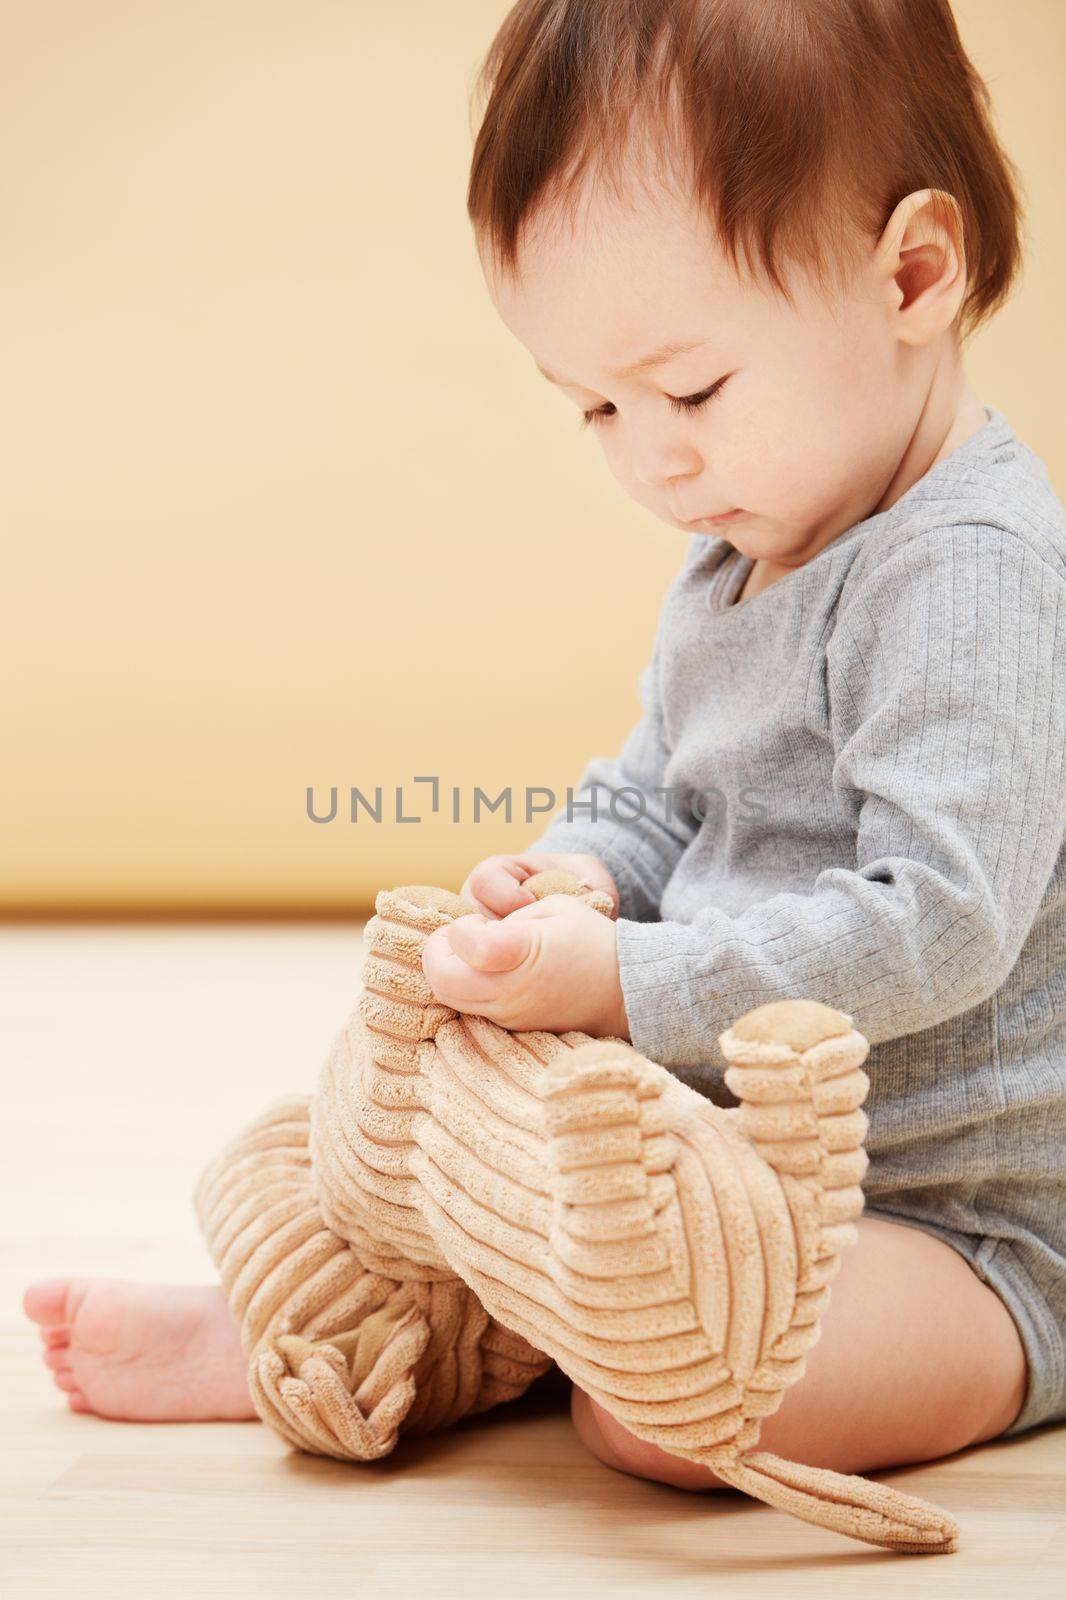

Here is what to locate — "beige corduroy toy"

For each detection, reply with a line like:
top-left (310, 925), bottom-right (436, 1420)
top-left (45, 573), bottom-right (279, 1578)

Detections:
top-left (194, 870), bottom-right (960, 1554)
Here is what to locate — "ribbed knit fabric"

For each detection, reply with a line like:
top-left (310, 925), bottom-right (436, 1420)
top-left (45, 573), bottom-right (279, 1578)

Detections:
top-left (194, 871), bottom-right (961, 1552)
top-left (525, 407), bottom-right (1066, 1437)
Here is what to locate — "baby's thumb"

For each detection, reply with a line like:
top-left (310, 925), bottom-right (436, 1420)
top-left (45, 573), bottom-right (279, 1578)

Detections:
top-left (443, 915), bottom-right (531, 973)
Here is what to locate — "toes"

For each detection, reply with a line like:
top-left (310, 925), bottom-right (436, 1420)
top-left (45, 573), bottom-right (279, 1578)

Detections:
top-left (67, 1392), bottom-right (90, 1413)
top-left (23, 1277), bottom-right (75, 1328)
top-left (43, 1347), bottom-right (71, 1374)
top-left (39, 1327), bottom-right (70, 1350)
top-left (51, 1368), bottom-right (80, 1393)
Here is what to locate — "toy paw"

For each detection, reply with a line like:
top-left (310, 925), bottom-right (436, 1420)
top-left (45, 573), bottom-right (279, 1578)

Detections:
top-left (521, 868), bottom-right (616, 919)
top-left (252, 1298), bottom-right (432, 1461)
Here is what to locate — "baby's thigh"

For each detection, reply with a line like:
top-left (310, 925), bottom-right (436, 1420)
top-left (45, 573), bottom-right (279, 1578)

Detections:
top-left (570, 1214), bottom-right (1029, 1489)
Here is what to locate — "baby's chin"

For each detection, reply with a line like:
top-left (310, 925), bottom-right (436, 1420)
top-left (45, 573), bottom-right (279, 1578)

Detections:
top-left (660, 508), bottom-right (819, 563)
top-left (726, 520), bottom-right (828, 565)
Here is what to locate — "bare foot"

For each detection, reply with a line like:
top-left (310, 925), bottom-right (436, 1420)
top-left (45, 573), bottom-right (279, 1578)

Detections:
top-left (22, 1277), bottom-right (258, 1422)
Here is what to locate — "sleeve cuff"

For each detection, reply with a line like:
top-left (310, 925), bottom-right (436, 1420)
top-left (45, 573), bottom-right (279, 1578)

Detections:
top-left (613, 915), bottom-right (773, 1095)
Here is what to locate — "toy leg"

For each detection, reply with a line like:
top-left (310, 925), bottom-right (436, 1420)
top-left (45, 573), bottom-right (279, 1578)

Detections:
top-left (193, 888), bottom-right (553, 1461)
top-left (194, 1094), bottom-right (547, 1459)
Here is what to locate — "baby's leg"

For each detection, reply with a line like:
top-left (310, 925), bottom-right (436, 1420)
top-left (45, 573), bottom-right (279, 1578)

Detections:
top-left (571, 1213), bottom-right (1029, 1489)
top-left (23, 1277), bottom-right (254, 1421)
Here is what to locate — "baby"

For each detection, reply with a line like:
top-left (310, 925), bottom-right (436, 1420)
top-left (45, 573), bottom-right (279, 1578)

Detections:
top-left (24, 0), bottom-right (1065, 1493)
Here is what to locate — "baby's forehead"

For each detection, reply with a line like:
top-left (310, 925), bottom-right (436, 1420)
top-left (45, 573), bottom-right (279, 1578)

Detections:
top-left (486, 177), bottom-right (742, 322)
top-left (513, 161), bottom-right (720, 279)
top-left (482, 182), bottom-right (806, 376)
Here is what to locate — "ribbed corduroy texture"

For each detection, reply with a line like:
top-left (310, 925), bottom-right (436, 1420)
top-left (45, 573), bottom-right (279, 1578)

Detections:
top-left (526, 407), bottom-right (1066, 1437)
top-left (194, 870), bottom-right (960, 1554)
top-left (193, 1084), bottom-right (551, 1462)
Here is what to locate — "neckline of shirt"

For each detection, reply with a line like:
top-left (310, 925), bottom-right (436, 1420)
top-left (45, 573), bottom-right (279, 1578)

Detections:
top-left (703, 405), bottom-right (1013, 618)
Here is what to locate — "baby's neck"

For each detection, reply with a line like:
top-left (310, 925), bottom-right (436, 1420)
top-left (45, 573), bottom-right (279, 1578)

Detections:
top-left (874, 347), bottom-right (988, 518)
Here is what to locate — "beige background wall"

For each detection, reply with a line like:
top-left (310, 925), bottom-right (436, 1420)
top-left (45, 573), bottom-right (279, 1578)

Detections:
top-left (2, 1), bottom-right (1062, 914)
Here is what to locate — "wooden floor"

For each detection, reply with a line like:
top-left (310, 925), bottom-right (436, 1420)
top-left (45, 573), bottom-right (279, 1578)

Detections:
top-left (2, 922), bottom-right (1063, 1596)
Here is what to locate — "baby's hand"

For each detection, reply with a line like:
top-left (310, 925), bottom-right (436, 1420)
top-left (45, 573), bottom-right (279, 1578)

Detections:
top-left (460, 852), bottom-right (620, 920)
top-left (422, 891), bottom-right (630, 1039)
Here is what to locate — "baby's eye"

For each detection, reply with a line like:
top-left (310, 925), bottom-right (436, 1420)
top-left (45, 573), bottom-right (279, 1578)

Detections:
top-left (579, 373), bottom-right (732, 431)
top-left (580, 402), bottom-right (617, 428)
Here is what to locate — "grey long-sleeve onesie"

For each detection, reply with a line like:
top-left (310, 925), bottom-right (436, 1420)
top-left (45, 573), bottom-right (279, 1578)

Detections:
top-left (527, 407), bottom-right (1066, 1437)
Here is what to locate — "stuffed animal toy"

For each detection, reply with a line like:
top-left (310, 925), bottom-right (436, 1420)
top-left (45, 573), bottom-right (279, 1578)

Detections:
top-left (194, 869), bottom-right (959, 1553)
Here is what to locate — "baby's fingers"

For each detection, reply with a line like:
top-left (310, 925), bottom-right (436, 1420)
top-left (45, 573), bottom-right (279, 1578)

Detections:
top-left (442, 915), bottom-right (531, 973)
top-left (460, 855), bottom-right (538, 918)
top-left (421, 919), bottom-right (532, 1014)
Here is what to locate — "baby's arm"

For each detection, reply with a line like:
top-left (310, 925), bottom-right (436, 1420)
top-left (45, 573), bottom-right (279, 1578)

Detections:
top-left (611, 525), bottom-right (1066, 1068)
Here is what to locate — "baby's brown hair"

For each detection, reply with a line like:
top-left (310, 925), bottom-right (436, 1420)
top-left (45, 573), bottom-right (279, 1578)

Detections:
top-left (467, 0), bottom-right (1023, 338)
